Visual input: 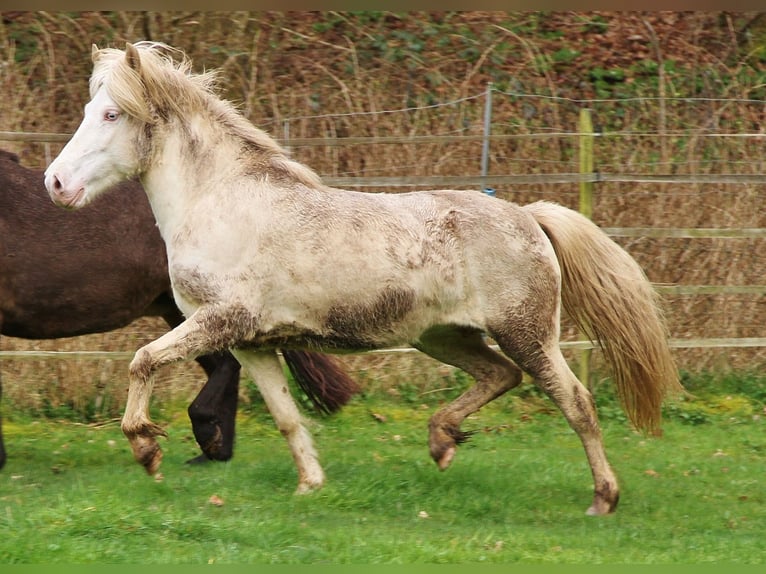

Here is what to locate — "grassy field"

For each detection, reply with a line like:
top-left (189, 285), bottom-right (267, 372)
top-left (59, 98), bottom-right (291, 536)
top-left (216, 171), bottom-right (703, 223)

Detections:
top-left (1, 382), bottom-right (765, 564)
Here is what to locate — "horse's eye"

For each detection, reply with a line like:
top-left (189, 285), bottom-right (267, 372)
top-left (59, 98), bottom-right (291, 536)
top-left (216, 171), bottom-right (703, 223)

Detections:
top-left (104, 110), bottom-right (120, 122)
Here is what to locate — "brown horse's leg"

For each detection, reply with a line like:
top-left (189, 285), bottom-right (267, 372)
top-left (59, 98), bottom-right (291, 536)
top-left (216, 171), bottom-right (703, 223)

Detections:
top-left (162, 306), bottom-right (242, 463)
top-left (494, 333), bottom-right (619, 516)
top-left (414, 326), bottom-right (523, 471)
top-left (187, 350), bottom-right (241, 463)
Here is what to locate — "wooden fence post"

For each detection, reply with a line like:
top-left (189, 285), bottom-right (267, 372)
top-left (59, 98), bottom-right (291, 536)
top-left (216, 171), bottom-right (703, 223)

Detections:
top-left (578, 108), bottom-right (595, 388)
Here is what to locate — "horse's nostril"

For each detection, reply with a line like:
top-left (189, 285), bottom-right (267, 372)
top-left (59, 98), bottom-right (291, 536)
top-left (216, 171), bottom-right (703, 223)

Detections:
top-left (53, 176), bottom-right (62, 191)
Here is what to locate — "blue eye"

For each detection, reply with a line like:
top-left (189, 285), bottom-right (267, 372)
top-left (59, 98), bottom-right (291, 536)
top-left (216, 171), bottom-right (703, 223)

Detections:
top-left (104, 110), bottom-right (120, 121)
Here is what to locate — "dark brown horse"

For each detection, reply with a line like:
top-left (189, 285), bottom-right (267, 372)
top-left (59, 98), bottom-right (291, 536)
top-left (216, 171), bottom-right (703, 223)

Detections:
top-left (0, 148), bottom-right (359, 469)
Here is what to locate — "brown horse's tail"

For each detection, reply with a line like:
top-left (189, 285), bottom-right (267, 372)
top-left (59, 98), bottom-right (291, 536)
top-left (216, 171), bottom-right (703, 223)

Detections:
top-left (281, 350), bottom-right (361, 414)
top-left (523, 201), bottom-right (682, 434)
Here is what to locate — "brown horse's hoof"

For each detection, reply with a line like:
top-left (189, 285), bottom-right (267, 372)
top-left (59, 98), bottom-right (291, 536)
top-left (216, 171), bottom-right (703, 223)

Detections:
top-left (198, 425), bottom-right (224, 460)
top-left (185, 453), bottom-right (212, 465)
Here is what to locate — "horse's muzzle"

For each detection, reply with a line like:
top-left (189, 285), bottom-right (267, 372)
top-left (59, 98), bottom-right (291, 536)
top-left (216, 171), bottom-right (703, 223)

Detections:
top-left (44, 172), bottom-right (85, 210)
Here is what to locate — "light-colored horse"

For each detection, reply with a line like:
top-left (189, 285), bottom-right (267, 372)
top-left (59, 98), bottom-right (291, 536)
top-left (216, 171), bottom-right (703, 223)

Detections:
top-left (45, 42), bottom-right (681, 515)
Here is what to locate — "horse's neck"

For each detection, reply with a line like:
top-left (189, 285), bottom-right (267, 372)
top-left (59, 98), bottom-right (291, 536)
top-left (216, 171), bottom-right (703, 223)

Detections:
top-left (140, 127), bottom-right (239, 242)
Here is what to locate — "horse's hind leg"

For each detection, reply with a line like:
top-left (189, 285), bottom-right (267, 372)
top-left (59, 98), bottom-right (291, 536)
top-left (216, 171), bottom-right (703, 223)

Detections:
top-left (414, 326), bottom-right (523, 471)
top-left (230, 348), bottom-right (324, 494)
top-left (492, 330), bottom-right (619, 515)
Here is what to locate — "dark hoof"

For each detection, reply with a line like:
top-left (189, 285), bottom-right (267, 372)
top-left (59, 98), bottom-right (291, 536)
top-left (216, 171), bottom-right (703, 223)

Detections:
top-left (185, 453), bottom-right (212, 465)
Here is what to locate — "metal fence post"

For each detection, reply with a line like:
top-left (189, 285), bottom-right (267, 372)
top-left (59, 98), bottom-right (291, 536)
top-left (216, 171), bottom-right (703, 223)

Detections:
top-left (480, 82), bottom-right (493, 195)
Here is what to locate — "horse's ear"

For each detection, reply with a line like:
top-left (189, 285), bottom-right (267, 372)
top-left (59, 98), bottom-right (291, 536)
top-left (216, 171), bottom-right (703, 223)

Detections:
top-left (91, 44), bottom-right (99, 63)
top-left (125, 42), bottom-right (141, 73)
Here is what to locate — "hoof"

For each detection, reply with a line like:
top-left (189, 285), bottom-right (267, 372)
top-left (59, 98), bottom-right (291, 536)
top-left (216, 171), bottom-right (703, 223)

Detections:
top-left (586, 492), bottom-right (620, 516)
top-left (294, 480), bottom-right (324, 495)
top-left (437, 446), bottom-right (456, 471)
top-left (194, 424), bottom-right (225, 460)
top-left (428, 420), bottom-right (471, 471)
top-left (142, 445), bottom-right (163, 476)
top-left (294, 467), bottom-right (325, 494)
top-left (126, 432), bottom-right (165, 476)
top-left (185, 453), bottom-right (212, 465)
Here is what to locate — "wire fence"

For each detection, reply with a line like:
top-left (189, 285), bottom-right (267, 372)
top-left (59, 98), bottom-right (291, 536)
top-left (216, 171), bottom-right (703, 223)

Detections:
top-left (2, 87), bottom-right (765, 363)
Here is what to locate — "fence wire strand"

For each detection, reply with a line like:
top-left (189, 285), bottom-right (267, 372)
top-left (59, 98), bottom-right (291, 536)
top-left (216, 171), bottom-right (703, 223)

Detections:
top-left (2, 89), bottom-right (765, 360)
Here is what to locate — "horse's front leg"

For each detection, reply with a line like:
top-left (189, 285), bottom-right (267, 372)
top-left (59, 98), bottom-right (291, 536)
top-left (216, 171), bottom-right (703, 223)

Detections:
top-left (231, 349), bottom-right (325, 494)
top-left (123, 311), bottom-right (224, 475)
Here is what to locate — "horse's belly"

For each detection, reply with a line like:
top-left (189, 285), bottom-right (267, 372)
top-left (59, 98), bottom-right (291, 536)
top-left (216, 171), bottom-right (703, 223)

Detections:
top-left (266, 284), bottom-right (477, 352)
top-left (167, 243), bottom-right (475, 351)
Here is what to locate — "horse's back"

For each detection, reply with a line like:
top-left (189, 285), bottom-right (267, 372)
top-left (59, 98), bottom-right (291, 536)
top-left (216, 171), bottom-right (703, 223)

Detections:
top-left (351, 188), bottom-right (557, 284)
top-left (407, 190), bottom-right (560, 305)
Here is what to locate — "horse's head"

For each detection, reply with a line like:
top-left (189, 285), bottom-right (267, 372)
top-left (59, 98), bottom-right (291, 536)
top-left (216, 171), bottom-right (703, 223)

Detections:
top-left (44, 42), bottom-right (169, 210)
top-left (45, 41), bottom-right (318, 210)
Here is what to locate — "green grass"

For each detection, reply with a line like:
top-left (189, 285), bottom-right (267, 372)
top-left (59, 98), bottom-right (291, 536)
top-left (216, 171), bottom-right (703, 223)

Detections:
top-left (1, 387), bottom-right (765, 564)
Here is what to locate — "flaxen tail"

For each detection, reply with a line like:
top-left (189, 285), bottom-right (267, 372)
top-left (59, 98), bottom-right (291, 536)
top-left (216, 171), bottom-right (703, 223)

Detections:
top-left (524, 201), bottom-right (682, 434)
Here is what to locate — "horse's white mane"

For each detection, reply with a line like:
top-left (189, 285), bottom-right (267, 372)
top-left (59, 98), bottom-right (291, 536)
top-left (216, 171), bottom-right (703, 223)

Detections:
top-left (91, 41), bottom-right (322, 188)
